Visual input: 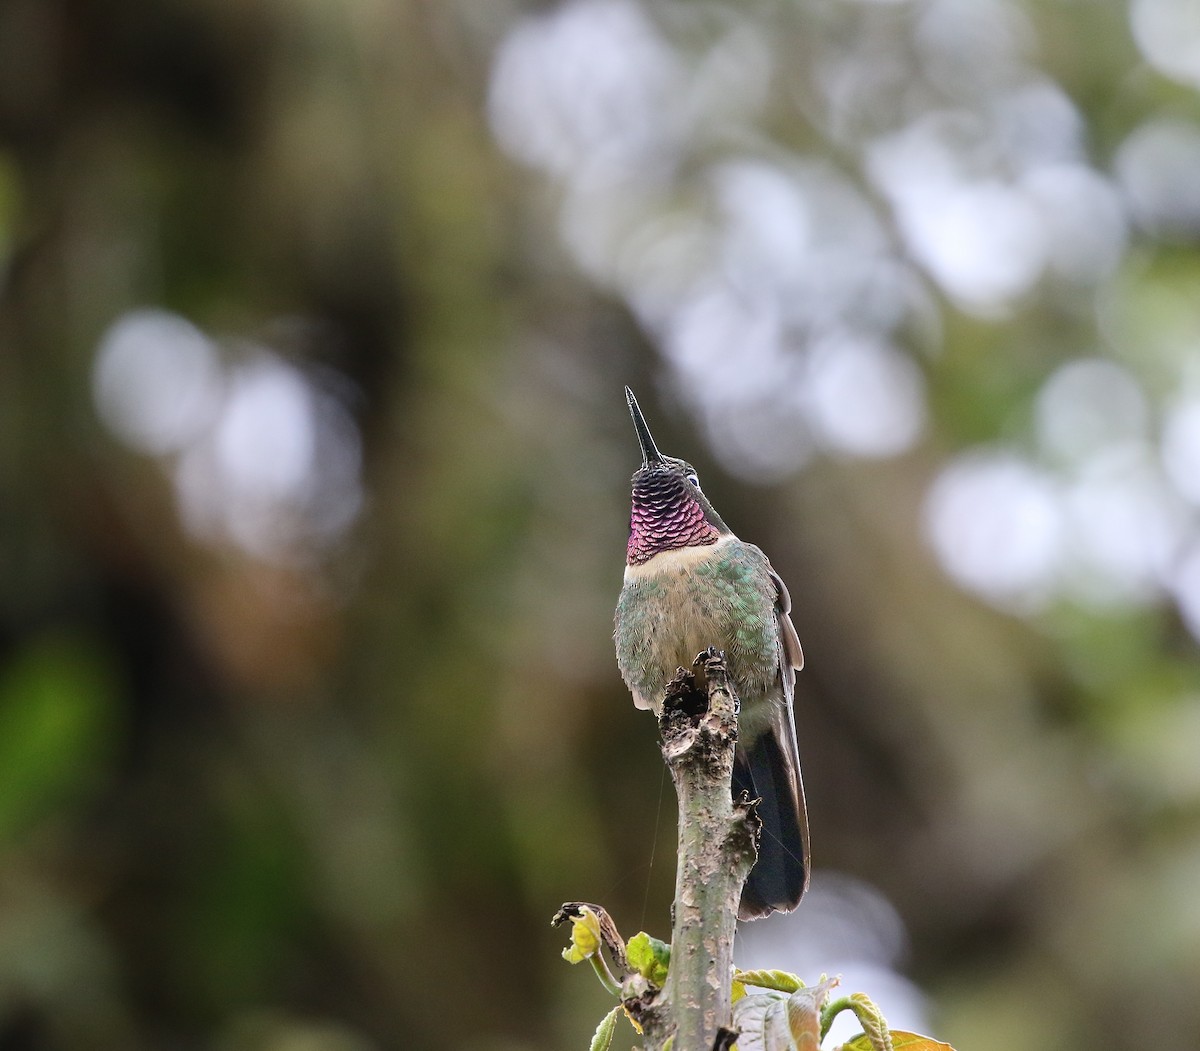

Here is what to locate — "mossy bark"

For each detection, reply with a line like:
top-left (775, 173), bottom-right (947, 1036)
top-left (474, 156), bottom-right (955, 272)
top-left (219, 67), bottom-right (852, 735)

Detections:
top-left (634, 649), bottom-right (758, 1051)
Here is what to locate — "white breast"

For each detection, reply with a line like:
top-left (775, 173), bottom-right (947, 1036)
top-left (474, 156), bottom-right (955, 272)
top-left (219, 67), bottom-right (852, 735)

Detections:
top-left (622, 533), bottom-right (733, 583)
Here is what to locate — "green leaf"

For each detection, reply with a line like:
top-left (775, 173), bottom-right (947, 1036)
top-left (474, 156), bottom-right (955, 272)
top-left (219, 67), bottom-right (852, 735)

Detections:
top-left (839, 1032), bottom-right (956, 1051)
top-left (849, 992), bottom-right (890, 1051)
top-left (626, 931), bottom-right (670, 986)
top-left (734, 969), bottom-right (805, 994)
top-left (822, 990), bottom-right (895, 1050)
top-left (589, 1005), bottom-right (623, 1051)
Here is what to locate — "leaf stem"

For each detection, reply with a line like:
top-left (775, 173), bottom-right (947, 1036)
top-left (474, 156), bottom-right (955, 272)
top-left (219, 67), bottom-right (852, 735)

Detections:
top-left (590, 949), bottom-right (623, 998)
top-left (821, 992), bottom-right (894, 1051)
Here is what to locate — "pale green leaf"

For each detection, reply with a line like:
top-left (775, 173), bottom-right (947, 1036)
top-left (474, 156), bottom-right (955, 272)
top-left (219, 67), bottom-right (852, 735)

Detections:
top-left (734, 969), bottom-right (805, 994)
top-left (734, 975), bottom-right (839, 1051)
top-left (589, 1005), bottom-right (623, 1051)
top-left (732, 989), bottom-right (791, 1051)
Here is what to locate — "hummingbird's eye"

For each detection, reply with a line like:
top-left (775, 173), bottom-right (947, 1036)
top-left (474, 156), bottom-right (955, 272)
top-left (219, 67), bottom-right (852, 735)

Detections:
top-left (686, 471), bottom-right (701, 489)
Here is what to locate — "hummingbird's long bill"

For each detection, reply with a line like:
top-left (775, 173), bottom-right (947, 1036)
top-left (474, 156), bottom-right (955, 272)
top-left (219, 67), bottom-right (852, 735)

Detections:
top-left (625, 386), bottom-right (664, 467)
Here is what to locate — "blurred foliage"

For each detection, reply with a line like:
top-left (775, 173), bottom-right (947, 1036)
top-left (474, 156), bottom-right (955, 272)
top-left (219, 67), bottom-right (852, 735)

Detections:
top-left (0, 634), bottom-right (118, 846)
top-left (2, 1), bottom-right (1200, 1051)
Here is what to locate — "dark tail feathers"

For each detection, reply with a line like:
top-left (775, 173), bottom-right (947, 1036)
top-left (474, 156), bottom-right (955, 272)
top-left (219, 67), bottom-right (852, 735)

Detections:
top-left (732, 712), bottom-right (809, 920)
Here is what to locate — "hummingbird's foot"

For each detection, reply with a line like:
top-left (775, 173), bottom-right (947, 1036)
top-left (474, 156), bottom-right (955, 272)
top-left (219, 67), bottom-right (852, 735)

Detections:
top-left (689, 647), bottom-right (733, 709)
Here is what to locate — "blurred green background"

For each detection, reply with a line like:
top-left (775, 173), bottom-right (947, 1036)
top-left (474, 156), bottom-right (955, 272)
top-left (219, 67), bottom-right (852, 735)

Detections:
top-left (3, 1), bottom-right (1200, 1049)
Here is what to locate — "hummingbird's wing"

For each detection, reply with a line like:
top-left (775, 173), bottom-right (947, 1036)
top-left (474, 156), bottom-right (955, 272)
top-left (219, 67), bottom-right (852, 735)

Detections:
top-left (736, 562), bottom-right (810, 919)
top-left (628, 685), bottom-right (654, 711)
top-left (769, 568), bottom-right (804, 674)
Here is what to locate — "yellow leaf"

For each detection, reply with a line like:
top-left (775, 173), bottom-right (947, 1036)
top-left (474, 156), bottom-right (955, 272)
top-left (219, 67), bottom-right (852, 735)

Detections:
top-left (890, 1033), bottom-right (957, 1050)
top-left (561, 906), bottom-right (603, 964)
top-left (840, 1031), bottom-right (956, 1051)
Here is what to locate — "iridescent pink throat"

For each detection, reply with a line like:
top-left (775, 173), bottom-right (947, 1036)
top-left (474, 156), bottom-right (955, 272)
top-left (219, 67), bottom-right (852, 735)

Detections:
top-left (627, 480), bottom-right (721, 566)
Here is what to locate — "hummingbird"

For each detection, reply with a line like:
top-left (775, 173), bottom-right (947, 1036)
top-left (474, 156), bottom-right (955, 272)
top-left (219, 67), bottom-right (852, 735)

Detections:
top-left (614, 387), bottom-right (809, 920)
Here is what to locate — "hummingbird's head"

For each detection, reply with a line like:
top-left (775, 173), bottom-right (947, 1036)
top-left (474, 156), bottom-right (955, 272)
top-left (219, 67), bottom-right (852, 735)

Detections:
top-left (624, 387), bottom-right (730, 566)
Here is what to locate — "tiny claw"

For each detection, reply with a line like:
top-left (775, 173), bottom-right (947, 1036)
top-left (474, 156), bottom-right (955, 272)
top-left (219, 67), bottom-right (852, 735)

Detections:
top-left (692, 646), bottom-right (722, 667)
